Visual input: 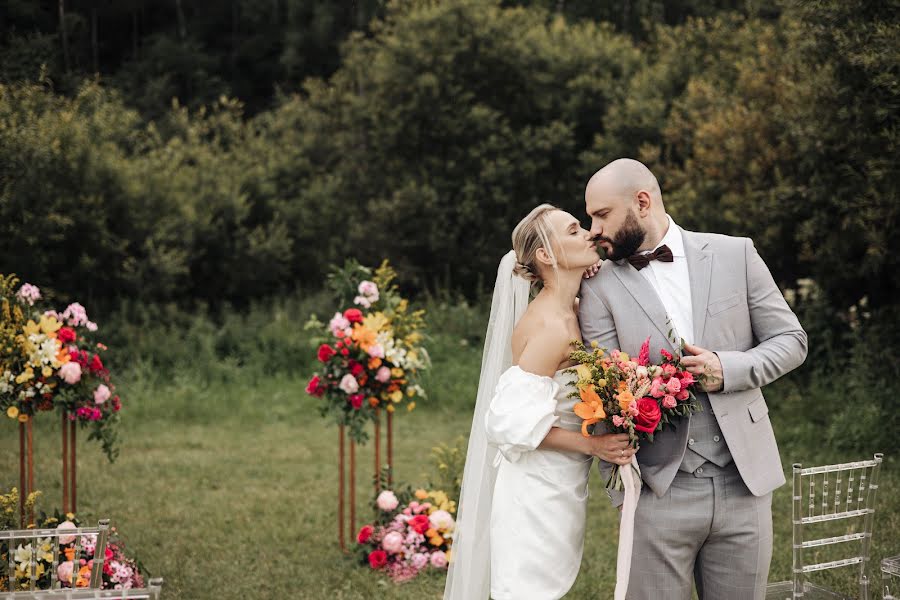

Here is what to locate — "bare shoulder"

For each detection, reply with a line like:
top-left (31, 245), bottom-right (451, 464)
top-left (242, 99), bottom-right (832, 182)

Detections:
top-left (512, 308), bottom-right (576, 377)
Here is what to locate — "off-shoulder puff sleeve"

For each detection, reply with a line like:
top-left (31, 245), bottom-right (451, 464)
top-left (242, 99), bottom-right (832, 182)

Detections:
top-left (484, 366), bottom-right (560, 464)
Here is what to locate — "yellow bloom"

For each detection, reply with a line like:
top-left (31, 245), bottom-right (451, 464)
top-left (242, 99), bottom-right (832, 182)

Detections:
top-left (391, 367), bottom-right (404, 378)
top-left (390, 390), bottom-right (403, 403)
top-left (415, 489), bottom-right (429, 500)
top-left (407, 350), bottom-right (418, 363)
top-left (362, 312), bottom-right (389, 333)
top-left (6, 406), bottom-right (18, 419)
top-left (351, 324), bottom-right (377, 351)
top-left (407, 401), bottom-right (416, 412)
top-left (619, 352), bottom-right (630, 362)
top-left (406, 332), bottom-right (423, 345)
top-left (17, 414), bottom-right (28, 423)
top-left (575, 364), bottom-right (592, 387)
top-left (41, 366), bottom-right (52, 378)
top-left (15, 367), bottom-right (33, 384)
top-left (617, 389), bottom-right (635, 412)
top-left (591, 340), bottom-right (599, 348)
top-left (386, 404), bottom-right (395, 413)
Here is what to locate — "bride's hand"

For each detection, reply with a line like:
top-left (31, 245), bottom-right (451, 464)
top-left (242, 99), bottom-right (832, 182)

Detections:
top-left (589, 433), bottom-right (636, 465)
top-left (582, 259), bottom-right (603, 279)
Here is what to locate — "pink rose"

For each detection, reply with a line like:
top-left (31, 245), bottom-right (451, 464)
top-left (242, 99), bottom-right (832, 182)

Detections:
top-left (662, 395), bottom-right (677, 409)
top-left (660, 349), bottom-right (673, 360)
top-left (328, 312), bottom-right (351, 337)
top-left (382, 531), bottom-right (404, 553)
top-left (339, 374), bottom-right (359, 394)
top-left (676, 389), bottom-right (690, 401)
top-left (16, 283), bottom-right (41, 306)
top-left (57, 520), bottom-right (77, 544)
top-left (376, 366), bottom-right (392, 383)
top-left (57, 560), bottom-right (74, 584)
top-left (429, 510), bottom-right (454, 530)
top-left (376, 490), bottom-right (399, 512)
top-left (650, 378), bottom-right (665, 398)
top-left (411, 553), bottom-right (429, 569)
top-left (665, 378), bottom-right (682, 394)
top-left (93, 384), bottom-right (111, 404)
top-left (59, 361), bottom-right (82, 385)
top-left (353, 296), bottom-right (372, 308)
top-left (430, 551), bottom-right (448, 568)
top-left (679, 371), bottom-right (695, 386)
top-left (343, 308), bottom-right (364, 324)
top-left (612, 414), bottom-right (626, 427)
top-left (663, 364), bottom-right (678, 377)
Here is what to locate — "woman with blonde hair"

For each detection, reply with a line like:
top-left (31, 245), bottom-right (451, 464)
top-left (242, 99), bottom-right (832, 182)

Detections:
top-left (444, 204), bottom-right (636, 600)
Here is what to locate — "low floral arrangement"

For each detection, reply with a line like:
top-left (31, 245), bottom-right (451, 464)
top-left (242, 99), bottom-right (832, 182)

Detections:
top-left (0, 276), bottom-right (122, 460)
top-left (568, 337), bottom-right (702, 489)
top-left (356, 482), bottom-right (456, 583)
top-left (0, 489), bottom-right (145, 592)
top-left (305, 261), bottom-right (429, 443)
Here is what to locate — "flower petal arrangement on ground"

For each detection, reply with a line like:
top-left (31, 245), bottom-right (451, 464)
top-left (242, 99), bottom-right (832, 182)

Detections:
top-left (567, 337), bottom-right (702, 489)
top-left (0, 275), bottom-right (122, 460)
top-left (305, 261), bottom-right (429, 443)
top-left (356, 480), bottom-right (456, 583)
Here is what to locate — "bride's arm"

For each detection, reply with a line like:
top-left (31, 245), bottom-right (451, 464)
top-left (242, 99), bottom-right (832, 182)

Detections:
top-left (518, 331), bottom-right (634, 465)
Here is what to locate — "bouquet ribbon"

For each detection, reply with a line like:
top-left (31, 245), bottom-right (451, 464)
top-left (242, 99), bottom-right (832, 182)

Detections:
top-left (615, 456), bottom-right (641, 600)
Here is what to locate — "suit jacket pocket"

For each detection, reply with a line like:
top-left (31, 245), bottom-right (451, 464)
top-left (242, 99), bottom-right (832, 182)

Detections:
top-left (708, 293), bottom-right (741, 316)
top-left (748, 396), bottom-right (769, 422)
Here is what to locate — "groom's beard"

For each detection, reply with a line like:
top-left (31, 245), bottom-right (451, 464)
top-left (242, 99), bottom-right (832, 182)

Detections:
top-left (595, 210), bottom-right (646, 261)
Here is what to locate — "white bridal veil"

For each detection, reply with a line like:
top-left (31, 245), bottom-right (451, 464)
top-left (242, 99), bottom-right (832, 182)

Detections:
top-left (443, 250), bottom-right (530, 599)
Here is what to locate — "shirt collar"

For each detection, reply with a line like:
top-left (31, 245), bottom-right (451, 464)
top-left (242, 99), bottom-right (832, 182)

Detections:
top-left (653, 214), bottom-right (685, 258)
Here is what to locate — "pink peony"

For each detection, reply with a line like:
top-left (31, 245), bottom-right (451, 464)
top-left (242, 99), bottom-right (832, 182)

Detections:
top-left (57, 560), bottom-right (74, 584)
top-left (410, 553), bottom-right (429, 569)
top-left (59, 361), bottom-right (82, 385)
top-left (328, 312), bottom-right (351, 337)
top-left (93, 384), bottom-right (111, 404)
top-left (62, 303), bottom-right (89, 327)
top-left (339, 374), bottom-right (359, 394)
top-left (376, 366), bottom-right (392, 383)
top-left (57, 521), bottom-right (77, 544)
top-left (353, 296), bottom-right (372, 308)
top-left (376, 490), bottom-right (399, 512)
top-left (358, 281), bottom-right (379, 299)
top-left (662, 395), bottom-right (677, 409)
top-left (382, 531), bottom-right (404, 553)
top-left (430, 551), bottom-right (448, 568)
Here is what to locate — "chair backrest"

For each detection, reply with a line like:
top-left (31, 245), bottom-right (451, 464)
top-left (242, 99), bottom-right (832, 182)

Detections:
top-left (883, 556), bottom-right (900, 600)
top-left (0, 577), bottom-right (162, 600)
top-left (0, 520), bottom-right (110, 593)
top-left (791, 453), bottom-right (884, 599)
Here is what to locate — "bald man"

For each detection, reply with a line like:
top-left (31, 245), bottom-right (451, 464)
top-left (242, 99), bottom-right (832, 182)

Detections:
top-left (579, 159), bottom-right (807, 600)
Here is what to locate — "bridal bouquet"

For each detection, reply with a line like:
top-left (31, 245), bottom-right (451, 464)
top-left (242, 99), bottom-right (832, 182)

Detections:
top-left (305, 260), bottom-right (429, 443)
top-left (0, 276), bottom-right (122, 461)
top-left (356, 485), bottom-right (455, 582)
top-left (567, 338), bottom-right (702, 489)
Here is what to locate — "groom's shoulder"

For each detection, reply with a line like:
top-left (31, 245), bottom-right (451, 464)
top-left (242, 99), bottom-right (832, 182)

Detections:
top-left (580, 262), bottom-right (617, 298)
top-left (683, 228), bottom-right (751, 253)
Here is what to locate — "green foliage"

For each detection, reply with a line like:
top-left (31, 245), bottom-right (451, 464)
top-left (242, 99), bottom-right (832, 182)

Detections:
top-left (428, 437), bottom-right (466, 504)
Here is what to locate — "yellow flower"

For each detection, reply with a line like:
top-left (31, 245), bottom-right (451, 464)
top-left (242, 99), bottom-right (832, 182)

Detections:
top-left (407, 401), bottom-right (416, 412)
top-left (362, 312), bottom-right (389, 333)
top-left (407, 387), bottom-right (416, 397)
top-left (15, 367), bottom-right (33, 384)
top-left (386, 404), bottom-right (395, 413)
top-left (406, 332), bottom-right (423, 345)
top-left (407, 350), bottom-right (418, 363)
top-left (390, 390), bottom-right (403, 403)
top-left (619, 352), bottom-right (630, 361)
top-left (591, 340), bottom-right (599, 348)
top-left (575, 364), bottom-right (592, 387)
top-left (616, 389), bottom-right (635, 412)
top-left (17, 414), bottom-right (29, 423)
top-left (390, 367), bottom-right (404, 378)
top-left (41, 366), bottom-right (52, 378)
top-left (351, 325), bottom-right (377, 351)
top-left (415, 489), bottom-right (429, 500)
top-left (6, 406), bottom-right (18, 419)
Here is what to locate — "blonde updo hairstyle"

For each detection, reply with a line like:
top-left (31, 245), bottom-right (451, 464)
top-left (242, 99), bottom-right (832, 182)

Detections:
top-left (511, 203), bottom-right (560, 290)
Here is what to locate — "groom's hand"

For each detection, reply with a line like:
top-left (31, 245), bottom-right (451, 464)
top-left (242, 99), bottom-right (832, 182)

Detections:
top-left (582, 259), bottom-right (603, 279)
top-left (681, 343), bottom-right (724, 392)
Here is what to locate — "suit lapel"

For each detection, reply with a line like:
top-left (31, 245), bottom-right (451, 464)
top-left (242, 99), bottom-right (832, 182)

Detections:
top-left (682, 229), bottom-right (712, 346)
top-left (611, 262), bottom-right (676, 352)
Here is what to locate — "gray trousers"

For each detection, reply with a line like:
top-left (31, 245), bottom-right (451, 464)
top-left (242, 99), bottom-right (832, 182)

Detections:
top-left (626, 462), bottom-right (773, 600)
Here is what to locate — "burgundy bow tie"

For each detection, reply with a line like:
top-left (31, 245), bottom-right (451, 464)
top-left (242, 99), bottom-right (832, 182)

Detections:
top-left (627, 244), bottom-right (674, 270)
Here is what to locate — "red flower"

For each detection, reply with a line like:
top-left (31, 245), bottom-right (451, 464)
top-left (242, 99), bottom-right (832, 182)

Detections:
top-left (349, 361), bottom-right (365, 377)
top-left (340, 348), bottom-right (349, 356)
top-left (409, 514), bottom-right (430, 534)
top-left (70, 349), bottom-right (89, 367)
top-left (349, 394), bottom-right (364, 409)
top-left (357, 525), bottom-right (374, 544)
top-left (634, 397), bottom-right (662, 433)
top-left (317, 344), bottom-right (336, 362)
top-left (344, 308), bottom-right (364, 324)
top-left (638, 337), bottom-right (650, 367)
top-left (112, 396), bottom-right (122, 412)
top-left (660, 349), bottom-right (673, 361)
top-left (368, 550), bottom-right (387, 569)
top-left (89, 354), bottom-right (105, 374)
top-left (58, 327), bottom-right (77, 344)
top-left (678, 371), bottom-right (695, 386)
top-left (306, 375), bottom-right (324, 397)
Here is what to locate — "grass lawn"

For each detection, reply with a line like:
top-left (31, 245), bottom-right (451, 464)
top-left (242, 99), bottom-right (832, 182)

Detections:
top-left (1, 300), bottom-right (896, 599)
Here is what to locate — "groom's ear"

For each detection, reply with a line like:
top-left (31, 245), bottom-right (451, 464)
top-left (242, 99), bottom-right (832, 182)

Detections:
top-left (636, 190), bottom-right (652, 216)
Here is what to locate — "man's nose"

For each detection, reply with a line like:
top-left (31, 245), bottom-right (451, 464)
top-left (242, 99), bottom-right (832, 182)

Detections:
top-left (590, 222), bottom-right (603, 238)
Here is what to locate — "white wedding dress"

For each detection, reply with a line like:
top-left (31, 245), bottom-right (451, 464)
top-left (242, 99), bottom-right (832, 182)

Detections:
top-left (485, 366), bottom-right (592, 600)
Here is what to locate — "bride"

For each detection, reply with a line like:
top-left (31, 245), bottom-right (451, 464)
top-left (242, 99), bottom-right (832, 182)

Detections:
top-left (444, 204), bottom-right (636, 600)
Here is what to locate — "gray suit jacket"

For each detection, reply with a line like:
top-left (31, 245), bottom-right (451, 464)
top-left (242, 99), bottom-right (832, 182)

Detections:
top-left (579, 227), bottom-right (808, 505)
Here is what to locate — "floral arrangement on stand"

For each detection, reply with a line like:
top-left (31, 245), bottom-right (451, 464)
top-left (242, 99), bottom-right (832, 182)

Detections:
top-left (0, 275), bottom-right (122, 460)
top-left (0, 488), bottom-right (145, 592)
top-left (568, 337), bottom-right (702, 490)
top-left (305, 260), bottom-right (429, 443)
top-left (355, 472), bottom-right (456, 583)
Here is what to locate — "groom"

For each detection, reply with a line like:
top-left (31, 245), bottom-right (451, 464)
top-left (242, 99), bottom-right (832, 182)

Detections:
top-left (578, 159), bottom-right (808, 600)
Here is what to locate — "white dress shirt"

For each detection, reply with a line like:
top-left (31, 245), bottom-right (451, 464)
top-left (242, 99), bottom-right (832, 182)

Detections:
top-left (637, 215), bottom-right (694, 346)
